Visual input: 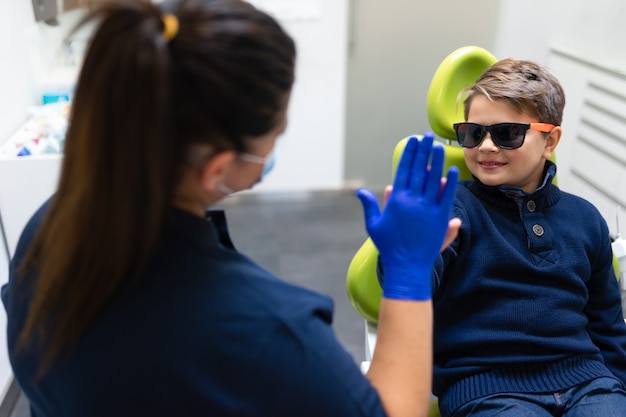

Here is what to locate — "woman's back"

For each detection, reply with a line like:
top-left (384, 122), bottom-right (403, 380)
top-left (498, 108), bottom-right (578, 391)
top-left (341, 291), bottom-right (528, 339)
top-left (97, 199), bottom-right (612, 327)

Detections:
top-left (5, 205), bottom-right (384, 417)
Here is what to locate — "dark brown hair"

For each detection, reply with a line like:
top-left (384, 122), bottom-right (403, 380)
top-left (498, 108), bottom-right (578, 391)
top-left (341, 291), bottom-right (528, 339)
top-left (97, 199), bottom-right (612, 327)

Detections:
top-left (17, 0), bottom-right (295, 374)
top-left (464, 58), bottom-right (565, 125)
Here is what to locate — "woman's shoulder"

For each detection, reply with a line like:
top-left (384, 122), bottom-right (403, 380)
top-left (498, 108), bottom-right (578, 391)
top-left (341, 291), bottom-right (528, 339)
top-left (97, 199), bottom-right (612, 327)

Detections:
top-left (145, 235), bottom-right (335, 327)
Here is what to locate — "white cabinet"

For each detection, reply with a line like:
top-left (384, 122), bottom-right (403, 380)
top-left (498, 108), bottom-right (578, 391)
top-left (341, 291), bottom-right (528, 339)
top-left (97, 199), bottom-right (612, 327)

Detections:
top-left (0, 136), bottom-right (62, 406)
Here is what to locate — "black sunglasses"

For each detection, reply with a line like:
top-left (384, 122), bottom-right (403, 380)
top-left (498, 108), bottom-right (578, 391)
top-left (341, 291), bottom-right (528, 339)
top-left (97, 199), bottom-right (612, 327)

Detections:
top-left (453, 122), bottom-right (555, 150)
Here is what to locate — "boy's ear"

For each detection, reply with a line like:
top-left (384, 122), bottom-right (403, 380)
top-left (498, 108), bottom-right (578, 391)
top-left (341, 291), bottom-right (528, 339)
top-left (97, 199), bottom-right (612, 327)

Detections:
top-left (543, 126), bottom-right (562, 159)
top-left (199, 150), bottom-right (236, 192)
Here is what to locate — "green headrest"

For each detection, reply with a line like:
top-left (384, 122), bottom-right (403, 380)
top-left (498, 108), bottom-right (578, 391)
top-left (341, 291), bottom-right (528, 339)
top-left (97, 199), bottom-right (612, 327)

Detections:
top-left (426, 46), bottom-right (497, 141)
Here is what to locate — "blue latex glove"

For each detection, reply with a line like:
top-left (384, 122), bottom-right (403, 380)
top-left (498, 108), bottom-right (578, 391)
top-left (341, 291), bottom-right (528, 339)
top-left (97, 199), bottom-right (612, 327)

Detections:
top-left (356, 134), bottom-right (459, 300)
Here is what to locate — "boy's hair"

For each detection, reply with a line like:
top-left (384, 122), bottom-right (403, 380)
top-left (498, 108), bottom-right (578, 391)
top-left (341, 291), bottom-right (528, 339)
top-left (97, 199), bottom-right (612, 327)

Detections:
top-left (463, 58), bottom-right (566, 126)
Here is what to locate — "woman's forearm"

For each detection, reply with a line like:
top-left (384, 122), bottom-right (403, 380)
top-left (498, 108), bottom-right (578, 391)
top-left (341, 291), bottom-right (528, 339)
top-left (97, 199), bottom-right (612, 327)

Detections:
top-left (366, 298), bottom-right (433, 417)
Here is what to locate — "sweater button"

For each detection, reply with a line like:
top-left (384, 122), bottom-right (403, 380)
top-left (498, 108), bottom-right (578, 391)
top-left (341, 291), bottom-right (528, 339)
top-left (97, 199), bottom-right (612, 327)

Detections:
top-left (527, 200), bottom-right (536, 212)
top-left (532, 224), bottom-right (544, 236)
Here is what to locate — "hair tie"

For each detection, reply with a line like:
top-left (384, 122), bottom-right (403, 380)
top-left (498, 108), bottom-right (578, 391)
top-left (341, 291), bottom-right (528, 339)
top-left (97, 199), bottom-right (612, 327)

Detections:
top-left (162, 13), bottom-right (179, 42)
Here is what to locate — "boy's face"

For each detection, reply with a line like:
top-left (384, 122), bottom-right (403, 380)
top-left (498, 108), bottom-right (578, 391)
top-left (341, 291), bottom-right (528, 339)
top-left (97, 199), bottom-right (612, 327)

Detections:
top-left (464, 95), bottom-right (561, 193)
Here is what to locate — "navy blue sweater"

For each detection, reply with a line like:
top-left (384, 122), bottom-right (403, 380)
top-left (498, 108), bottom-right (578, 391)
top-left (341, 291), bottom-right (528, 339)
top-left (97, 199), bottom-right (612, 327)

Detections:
top-left (3, 203), bottom-right (385, 417)
top-left (432, 162), bottom-right (626, 416)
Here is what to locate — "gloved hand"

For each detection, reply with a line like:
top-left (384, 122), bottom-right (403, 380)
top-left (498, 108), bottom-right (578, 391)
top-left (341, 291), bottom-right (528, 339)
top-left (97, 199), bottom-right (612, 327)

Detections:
top-left (356, 133), bottom-right (458, 300)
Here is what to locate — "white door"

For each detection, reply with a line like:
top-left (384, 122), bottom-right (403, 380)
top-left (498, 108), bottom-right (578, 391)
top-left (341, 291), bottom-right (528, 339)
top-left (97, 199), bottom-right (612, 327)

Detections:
top-left (344, 0), bottom-right (500, 188)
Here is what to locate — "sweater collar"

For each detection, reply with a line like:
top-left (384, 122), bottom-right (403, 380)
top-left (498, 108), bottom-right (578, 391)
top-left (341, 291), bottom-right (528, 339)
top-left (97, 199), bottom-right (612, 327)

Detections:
top-left (467, 160), bottom-right (561, 209)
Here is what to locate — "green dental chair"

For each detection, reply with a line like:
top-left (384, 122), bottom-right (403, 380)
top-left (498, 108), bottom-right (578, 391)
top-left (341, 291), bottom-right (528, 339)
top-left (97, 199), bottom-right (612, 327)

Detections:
top-left (346, 44), bottom-right (497, 326)
top-left (346, 45), bottom-right (497, 417)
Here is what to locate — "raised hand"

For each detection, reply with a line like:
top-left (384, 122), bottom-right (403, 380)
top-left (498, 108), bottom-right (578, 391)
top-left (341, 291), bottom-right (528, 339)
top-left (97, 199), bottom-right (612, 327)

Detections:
top-left (356, 133), bottom-right (459, 300)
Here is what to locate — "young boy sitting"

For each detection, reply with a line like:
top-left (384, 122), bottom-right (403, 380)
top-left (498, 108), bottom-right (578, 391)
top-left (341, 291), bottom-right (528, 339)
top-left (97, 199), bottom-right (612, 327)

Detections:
top-left (383, 59), bottom-right (626, 417)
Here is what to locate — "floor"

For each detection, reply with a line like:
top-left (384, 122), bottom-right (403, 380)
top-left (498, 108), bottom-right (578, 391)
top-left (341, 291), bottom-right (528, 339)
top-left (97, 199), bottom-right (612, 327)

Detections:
top-left (7, 188), bottom-right (378, 416)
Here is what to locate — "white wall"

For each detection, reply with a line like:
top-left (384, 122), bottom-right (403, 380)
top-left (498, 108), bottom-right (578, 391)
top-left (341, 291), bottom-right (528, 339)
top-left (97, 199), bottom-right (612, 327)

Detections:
top-left (493, 0), bottom-right (626, 83)
top-left (0, 0), bottom-right (41, 402)
top-left (343, 0), bottom-right (500, 189)
top-left (493, 0), bottom-right (626, 236)
top-left (246, 0), bottom-right (348, 192)
top-left (494, 0), bottom-right (626, 73)
top-left (546, 51), bottom-right (626, 237)
top-left (0, 4), bottom-right (38, 140)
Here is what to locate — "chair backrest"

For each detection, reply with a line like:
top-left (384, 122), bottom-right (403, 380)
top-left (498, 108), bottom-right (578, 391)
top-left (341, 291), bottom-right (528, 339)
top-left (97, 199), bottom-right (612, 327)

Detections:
top-left (346, 46), bottom-right (497, 323)
top-left (400, 46), bottom-right (499, 182)
top-left (426, 46), bottom-right (498, 141)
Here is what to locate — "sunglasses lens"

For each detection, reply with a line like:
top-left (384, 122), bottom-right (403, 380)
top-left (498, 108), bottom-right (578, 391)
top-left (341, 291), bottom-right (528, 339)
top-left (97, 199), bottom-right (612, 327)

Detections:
top-left (455, 123), bottom-right (530, 149)
top-left (491, 123), bottom-right (527, 149)
top-left (455, 123), bottom-right (484, 148)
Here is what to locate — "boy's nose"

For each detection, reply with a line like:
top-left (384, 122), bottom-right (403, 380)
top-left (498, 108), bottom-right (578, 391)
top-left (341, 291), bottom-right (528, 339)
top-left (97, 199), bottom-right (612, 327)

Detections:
top-left (479, 133), bottom-right (499, 151)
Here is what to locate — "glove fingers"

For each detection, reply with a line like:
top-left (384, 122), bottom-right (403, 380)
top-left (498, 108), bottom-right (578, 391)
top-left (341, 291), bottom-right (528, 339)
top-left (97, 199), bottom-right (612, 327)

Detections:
top-left (409, 132), bottom-right (434, 195)
top-left (393, 136), bottom-right (418, 190)
top-left (424, 144), bottom-right (444, 202)
top-left (356, 188), bottom-right (381, 231)
top-left (439, 166), bottom-right (459, 207)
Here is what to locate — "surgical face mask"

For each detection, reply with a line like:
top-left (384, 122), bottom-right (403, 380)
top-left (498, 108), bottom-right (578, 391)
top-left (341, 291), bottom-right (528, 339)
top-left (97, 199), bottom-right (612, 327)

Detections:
top-left (239, 150), bottom-right (276, 178)
top-left (218, 150), bottom-right (277, 195)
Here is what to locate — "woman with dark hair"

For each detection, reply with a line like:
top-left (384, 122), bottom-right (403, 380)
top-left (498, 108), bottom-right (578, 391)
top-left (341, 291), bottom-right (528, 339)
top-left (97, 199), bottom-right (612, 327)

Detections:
top-left (2, 1), bottom-right (458, 416)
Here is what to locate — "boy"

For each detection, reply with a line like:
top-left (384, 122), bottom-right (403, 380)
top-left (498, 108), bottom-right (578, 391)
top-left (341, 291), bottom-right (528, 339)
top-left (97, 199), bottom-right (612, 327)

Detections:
top-left (401, 59), bottom-right (626, 416)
